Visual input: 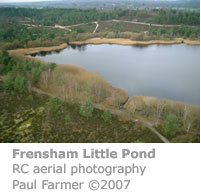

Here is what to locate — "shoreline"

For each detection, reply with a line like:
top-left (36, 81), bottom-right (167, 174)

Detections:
top-left (8, 43), bottom-right (68, 57)
top-left (70, 38), bottom-right (200, 46)
top-left (8, 41), bottom-right (200, 107)
top-left (8, 37), bottom-right (200, 57)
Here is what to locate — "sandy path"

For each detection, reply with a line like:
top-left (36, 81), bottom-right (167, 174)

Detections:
top-left (106, 19), bottom-right (181, 27)
top-left (24, 21), bottom-right (99, 33)
top-left (93, 21), bottom-right (99, 33)
top-left (54, 24), bottom-right (72, 31)
top-left (24, 23), bottom-right (72, 31)
top-left (139, 120), bottom-right (170, 143)
top-left (24, 19), bottom-right (197, 35)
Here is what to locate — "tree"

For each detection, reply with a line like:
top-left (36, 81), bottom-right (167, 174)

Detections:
top-left (102, 109), bottom-right (112, 122)
top-left (1, 50), bottom-right (11, 65)
top-left (129, 100), bottom-right (137, 116)
top-left (80, 99), bottom-right (93, 119)
top-left (155, 100), bottom-right (166, 126)
top-left (77, 28), bottom-right (85, 33)
top-left (31, 65), bottom-right (44, 85)
top-left (14, 74), bottom-right (27, 93)
top-left (48, 97), bottom-right (62, 113)
top-left (49, 63), bottom-right (56, 71)
top-left (182, 106), bottom-right (193, 134)
top-left (162, 114), bottom-right (179, 137)
top-left (3, 73), bottom-right (14, 90)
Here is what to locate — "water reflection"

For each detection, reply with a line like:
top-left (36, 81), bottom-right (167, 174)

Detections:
top-left (30, 49), bottom-right (65, 57)
top-left (68, 44), bottom-right (87, 51)
top-left (131, 44), bottom-right (150, 49)
top-left (32, 44), bottom-right (200, 105)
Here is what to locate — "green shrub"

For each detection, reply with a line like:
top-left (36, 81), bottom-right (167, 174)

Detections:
top-left (102, 109), bottom-right (112, 122)
top-left (0, 51), bottom-right (15, 74)
top-left (3, 73), bottom-right (14, 90)
top-left (31, 66), bottom-right (43, 85)
top-left (4, 58), bottom-right (15, 73)
top-left (12, 62), bottom-right (22, 73)
top-left (49, 63), bottom-right (56, 71)
top-left (1, 50), bottom-right (11, 65)
top-left (77, 28), bottom-right (85, 33)
top-left (22, 60), bottom-right (31, 72)
top-left (48, 97), bottom-right (62, 113)
top-left (162, 114), bottom-right (179, 137)
top-left (0, 66), bottom-right (4, 75)
top-left (80, 99), bottom-right (94, 119)
top-left (14, 74), bottom-right (27, 93)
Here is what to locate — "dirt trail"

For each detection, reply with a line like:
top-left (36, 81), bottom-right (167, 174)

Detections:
top-left (107, 19), bottom-right (181, 27)
top-left (94, 103), bottom-right (169, 143)
top-left (24, 19), bottom-right (186, 33)
top-left (32, 87), bottom-right (54, 97)
top-left (66, 23), bottom-right (88, 28)
top-left (24, 21), bottom-right (100, 33)
top-left (24, 23), bottom-right (72, 31)
top-left (32, 87), bottom-right (169, 143)
top-left (59, 21), bottom-right (99, 33)
top-left (54, 24), bottom-right (72, 31)
top-left (139, 120), bottom-right (170, 143)
top-left (93, 21), bottom-right (99, 33)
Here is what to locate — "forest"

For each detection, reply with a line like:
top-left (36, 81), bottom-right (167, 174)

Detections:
top-left (0, 8), bottom-right (200, 50)
top-left (0, 7), bottom-right (199, 26)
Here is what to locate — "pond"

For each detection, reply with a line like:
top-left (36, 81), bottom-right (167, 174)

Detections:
top-left (31, 43), bottom-right (200, 105)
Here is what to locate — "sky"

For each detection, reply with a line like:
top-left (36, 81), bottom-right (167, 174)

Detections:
top-left (0, 0), bottom-right (56, 2)
top-left (0, 0), bottom-right (194, 2)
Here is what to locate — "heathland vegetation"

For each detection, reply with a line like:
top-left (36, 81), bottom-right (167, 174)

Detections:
top-left (0, 8), bottom-right (199, 50)
top-left (0, 7), bottom-right (200, 143)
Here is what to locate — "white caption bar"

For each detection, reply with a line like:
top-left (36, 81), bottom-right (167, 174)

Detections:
top-left (0, 143), bottom-right (200, 196)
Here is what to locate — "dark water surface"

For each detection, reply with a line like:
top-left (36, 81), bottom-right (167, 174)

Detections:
top-left (32, 44), bottom-right (200, 105)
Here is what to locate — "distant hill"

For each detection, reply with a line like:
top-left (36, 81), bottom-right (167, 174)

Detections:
top-left (0, 0), bottom-right (200, 9)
